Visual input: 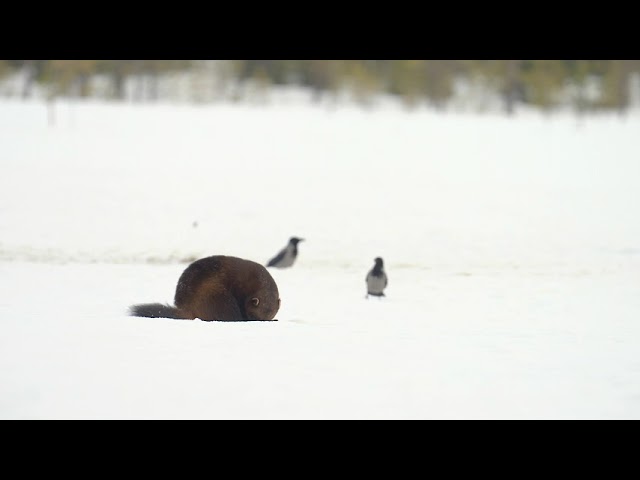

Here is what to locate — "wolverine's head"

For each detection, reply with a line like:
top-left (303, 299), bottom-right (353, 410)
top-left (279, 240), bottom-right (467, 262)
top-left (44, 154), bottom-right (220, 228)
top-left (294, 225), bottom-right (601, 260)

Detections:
top-left (246, 294), bottom-right (280, 321)
top-left (244, 263), bottom-right (281, 321)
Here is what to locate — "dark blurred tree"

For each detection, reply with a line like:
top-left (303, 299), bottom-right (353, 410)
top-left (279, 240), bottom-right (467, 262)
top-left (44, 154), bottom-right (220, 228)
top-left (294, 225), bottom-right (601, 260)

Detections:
top-left (563, 60), bottom-right (598, 113)
top-left (421, 60), bottom-right (456, 109)
top-left (304, 60), bottom-right (344, 101)
top-left (41, 60), bottom-right (99, 98)
top-left (227, 60), bottom-right (270, 100)
top-left (130, 60), bottom-right (194, 101)
top-left (502, 60), bottom-right (524, 115)
top-left (95, 60), bottom-right (135, 100)
top-left (519, 60), bottom-right (566, 112)
top-left (341, 60), bottom-right (380, 106)
top-left (462, 60), bottom-right (526, 114)
top-left (0, 61), bottom-right (12, 97)
top-left (232, 60), bottom-right (276, 83)
top-left (387, 60), bottom-right (427, 108)
top-left (597, 60), bottom-right (633, 114)
top-left (0, 60), bottom-right (11, 78)
top-left (16, 60), bottom-right (47, 98)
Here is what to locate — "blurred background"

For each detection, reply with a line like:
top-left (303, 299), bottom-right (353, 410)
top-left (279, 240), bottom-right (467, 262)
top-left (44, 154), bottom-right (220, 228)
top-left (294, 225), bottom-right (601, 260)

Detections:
top-left (1, 60), bottom-right (639, 117)
top-left (2, 60), bottom-right (640, 419)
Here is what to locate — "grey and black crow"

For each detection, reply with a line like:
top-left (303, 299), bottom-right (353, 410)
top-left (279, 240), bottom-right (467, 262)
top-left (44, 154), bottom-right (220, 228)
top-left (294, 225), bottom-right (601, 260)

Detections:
top-left (366, 257), bottom-right (388, 298)
top-left (267, 237), bottom-right (304, 268)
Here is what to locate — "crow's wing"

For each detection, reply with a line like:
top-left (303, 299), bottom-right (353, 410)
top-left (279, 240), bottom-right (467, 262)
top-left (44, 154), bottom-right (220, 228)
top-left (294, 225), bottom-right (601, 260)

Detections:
top-left (267, 248), bottom-right (287, 267)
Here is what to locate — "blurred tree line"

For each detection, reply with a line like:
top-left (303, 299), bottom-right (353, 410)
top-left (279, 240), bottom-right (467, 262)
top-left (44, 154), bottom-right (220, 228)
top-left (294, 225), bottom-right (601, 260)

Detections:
top-left (1, 60), bottom-right (639, 114)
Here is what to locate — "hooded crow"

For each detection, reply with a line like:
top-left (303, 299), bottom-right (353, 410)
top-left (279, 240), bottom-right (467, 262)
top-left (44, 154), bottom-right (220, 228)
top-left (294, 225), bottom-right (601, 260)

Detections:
top-left (366, 257), bottom-right (388, 298)
top-left (267, 237), bottom-right (304, 268)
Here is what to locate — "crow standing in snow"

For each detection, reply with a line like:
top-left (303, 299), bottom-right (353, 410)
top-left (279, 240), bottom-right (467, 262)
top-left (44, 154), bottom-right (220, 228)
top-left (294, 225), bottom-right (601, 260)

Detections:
top-left (267, 237), bottom-right (304, 268)
top-left (366, 257), bottom-right (388, 298)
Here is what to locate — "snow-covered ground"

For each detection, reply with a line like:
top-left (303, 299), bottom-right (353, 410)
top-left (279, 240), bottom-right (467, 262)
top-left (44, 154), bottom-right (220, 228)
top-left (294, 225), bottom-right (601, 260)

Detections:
top-left (1, 98), bottom-right (639, 419)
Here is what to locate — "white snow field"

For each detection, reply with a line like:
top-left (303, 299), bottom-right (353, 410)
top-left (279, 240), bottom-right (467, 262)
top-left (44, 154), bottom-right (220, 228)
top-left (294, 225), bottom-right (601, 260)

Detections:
top-left (1, 97), bottom-right (639, 419)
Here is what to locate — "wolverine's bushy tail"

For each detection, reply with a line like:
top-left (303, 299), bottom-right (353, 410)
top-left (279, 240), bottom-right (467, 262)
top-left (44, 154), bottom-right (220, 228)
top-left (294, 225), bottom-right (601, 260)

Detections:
top-left (129, 303), bottom-right (190, 319)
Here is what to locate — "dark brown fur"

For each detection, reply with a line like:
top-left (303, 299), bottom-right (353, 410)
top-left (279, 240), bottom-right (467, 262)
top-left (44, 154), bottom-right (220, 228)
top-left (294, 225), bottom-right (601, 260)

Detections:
top-left (129, 255), bottom-right (280, 321)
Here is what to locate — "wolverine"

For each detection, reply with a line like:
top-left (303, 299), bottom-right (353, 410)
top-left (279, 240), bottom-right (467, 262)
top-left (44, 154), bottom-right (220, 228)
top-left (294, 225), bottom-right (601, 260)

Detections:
top-left (129, 255), bottom-right (281, 321)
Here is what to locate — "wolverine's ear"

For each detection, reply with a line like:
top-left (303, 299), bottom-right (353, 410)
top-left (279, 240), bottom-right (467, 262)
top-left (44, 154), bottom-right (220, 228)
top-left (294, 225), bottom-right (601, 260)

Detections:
top-left (251, 297), bottom-right (260, 306)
